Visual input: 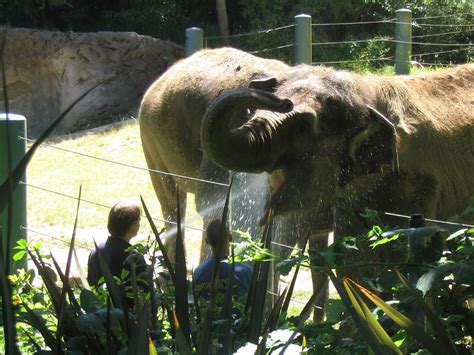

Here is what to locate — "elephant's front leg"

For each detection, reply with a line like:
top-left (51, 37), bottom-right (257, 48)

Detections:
top-left (308, 230), bottom-right (330, 323)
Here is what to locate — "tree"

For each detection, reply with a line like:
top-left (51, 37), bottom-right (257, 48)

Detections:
top-left (216, 0), bottom-right (230, 46)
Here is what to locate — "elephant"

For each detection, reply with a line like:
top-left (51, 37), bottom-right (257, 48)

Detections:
top-left (201, 58), bottom-right (474, 315)
top-left (139, 47), bottom-right (291, 262)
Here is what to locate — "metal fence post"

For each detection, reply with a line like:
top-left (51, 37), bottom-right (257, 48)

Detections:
top-left (395, 8), bottom-right (412, 75)
top-left (0, 114), bottom-right (27, 272)
top-left (295, 14), bottom-right (312, 65)
top-left (185, 27), bottom-right (204, 56)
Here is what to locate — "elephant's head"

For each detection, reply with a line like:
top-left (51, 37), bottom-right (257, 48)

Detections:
top-left (201, 69), bottom-right (398, 223)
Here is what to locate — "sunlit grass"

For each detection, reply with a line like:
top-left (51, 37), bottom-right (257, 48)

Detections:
top-left (26, 119), bottom-right (203, 256)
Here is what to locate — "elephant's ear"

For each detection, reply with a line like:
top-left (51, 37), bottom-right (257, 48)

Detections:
top-left (249, 77), bottom-right (277, 92)
top-left (316, 93), bottom-right (369, 136)
top-left (339, 105), bottom-right (399, 185)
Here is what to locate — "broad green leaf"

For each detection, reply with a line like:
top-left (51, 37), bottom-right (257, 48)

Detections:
top-left (80, 289), bottom-right (101, 313)
top-left (395, 270), bottom-right (458, 355)
top-left (446, 228), bottom-right (468, 241)
top-left (96, 307), bottom-right (124, 325)
top-left (64, 336), bottom-right (88, 349)
top-left (15, 239), bottom-right (28, 249)
top-left (76, 313), bottom-right (106, 333)
top-left (12, 250), bottom-right (26, 261)
top-left (370, 234), bottom-right (400, 249)
top-left (417, 260), bottom-right (474, 296)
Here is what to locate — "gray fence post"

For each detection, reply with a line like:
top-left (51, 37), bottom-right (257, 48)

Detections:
top-left (295, 14), bottom-right (312, 65)
top-left (395, 8), bottom-right (412, 75)
top-left (185, 27), bottom-right (204, 56)
top-left (0, 114), bottom-right (27, 272)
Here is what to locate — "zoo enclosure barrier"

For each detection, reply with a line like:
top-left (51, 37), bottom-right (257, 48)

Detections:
top-left (0, 9), bottom-right (473, 299)
top-left (186, 9), bottom-right (473, 73)
top-left (1, 120), bottom-right (473, 310)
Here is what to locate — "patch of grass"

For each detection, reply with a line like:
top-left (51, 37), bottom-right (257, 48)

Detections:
top-left (26, 120), bottom-right (203, 261)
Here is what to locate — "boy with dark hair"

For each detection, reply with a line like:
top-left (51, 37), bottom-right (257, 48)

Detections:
top-left (193, 219), bottom-right (253, 299)
top-left (87, 201), bottom-right (148, 288)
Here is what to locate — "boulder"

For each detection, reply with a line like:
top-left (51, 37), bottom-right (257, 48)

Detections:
top-left (0, 28), bottom-right (184, 137)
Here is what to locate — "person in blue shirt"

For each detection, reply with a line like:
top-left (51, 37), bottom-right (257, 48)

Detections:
top-left (193, 219), bottom-right (253, 300)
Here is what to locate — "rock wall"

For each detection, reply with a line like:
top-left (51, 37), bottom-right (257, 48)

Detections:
top-left (1, 28), bottom-right (184, 137)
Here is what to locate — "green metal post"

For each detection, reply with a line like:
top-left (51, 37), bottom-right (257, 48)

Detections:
top-left (395, 8), bottom-right (412, 75)
top-left (0, 114), bottom-right (27, 271)
top-left (295, 14), bottom-right (312, 65)
top-left (185, 27), bottom-right (204, 56)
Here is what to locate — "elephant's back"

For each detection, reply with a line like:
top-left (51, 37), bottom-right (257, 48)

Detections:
top-left (139, 48), bottom-right (289, 188)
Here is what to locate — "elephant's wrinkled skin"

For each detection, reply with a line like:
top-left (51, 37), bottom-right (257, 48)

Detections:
top-left (201, 56), bottom-right (474, 313)
top-left (202, 61), bottom-right (474, 236)
top-left (139, 48), bottom-right (290, 261)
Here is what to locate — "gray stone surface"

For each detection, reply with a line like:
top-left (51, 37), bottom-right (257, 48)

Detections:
top-left (1, 28), bottom-right (184, 137)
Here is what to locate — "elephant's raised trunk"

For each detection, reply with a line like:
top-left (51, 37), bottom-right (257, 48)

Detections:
top-left (201, 88), bottom-right (294, 173)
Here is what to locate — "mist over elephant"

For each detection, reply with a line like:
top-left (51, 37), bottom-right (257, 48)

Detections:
top-left (200, 56), bottom-right (474, 267)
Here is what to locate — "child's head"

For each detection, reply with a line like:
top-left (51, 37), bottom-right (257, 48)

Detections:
top-left (107, 201), bottom-right (141, 239)
top-left (205, 219), bottom-right (231, 251)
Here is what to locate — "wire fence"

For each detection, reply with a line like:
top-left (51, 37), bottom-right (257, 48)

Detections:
top-left (13, 10), bottom-right (473, 308)
top-left (204, 11), bottom-right (473, 68)
top-left (22, 123), bottom-right (473, 252)
top-left (21, 9), bottom-right (473, 254)
top-left (21, 123), bottom-right (473, 310)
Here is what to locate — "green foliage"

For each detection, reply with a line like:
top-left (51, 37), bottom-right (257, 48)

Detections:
top-left (1, 0), bottom-right (472, 69)
top-left (3, 213), bottom-right (474, 353)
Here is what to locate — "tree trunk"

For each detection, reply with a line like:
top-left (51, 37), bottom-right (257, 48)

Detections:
top-left (216, 0), bottom-right (230, 46)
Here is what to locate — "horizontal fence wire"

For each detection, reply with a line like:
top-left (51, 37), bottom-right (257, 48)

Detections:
top-left (413, 47), bottom-right (472, 56)
top-left (413, 22), bottom-right (474, 28)
top-left (271, 240), bottom-right (302, 252)
top-left (383, 212), bottom-right (474, 228)
top-left (312, 39), bottom-right (473, 47)
top-left (312, 57), bottom-right (394, 65)
top-left (205, 24), bottom-right (294, 41)
top-left (250, 43), bottom-right (295, 54)
top-left (19, 136), bottom-right (229, 188)
top-left (204, 12), bottom-right (473, 43)
top-left (267, 291), bottom-right (323, 310)
top-left (312, 19), bottom-right (395, 26)
top-left (20, 181), bottom-right (207, 233)
top-left (412, 12), bottom-right (474, 20)
top-left (20, 226), bottom-right (90, 250)
top-left (200, 12), bottom-right (472, 63)
top-left (412, 29), bottom-right (473, 39)
top-left (312, 37), bottom-right (394, 46)
top-left (392, 39), bottom-right (473, 47)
